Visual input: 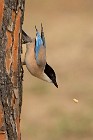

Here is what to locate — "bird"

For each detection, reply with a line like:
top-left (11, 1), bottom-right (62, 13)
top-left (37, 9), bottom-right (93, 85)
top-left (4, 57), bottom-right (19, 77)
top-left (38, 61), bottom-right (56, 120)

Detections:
top-left (22, 24), bottom-right (58, 88)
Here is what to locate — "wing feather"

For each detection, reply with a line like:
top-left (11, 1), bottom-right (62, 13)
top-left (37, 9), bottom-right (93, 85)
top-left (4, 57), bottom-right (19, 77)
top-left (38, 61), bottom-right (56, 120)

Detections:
top-left (35, 31), bottom-right (46, 66)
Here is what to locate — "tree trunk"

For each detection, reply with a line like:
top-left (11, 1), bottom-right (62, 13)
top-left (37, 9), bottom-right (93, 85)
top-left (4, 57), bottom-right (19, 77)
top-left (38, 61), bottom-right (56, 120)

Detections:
top-left (0, 0), bottom-right (25, 139)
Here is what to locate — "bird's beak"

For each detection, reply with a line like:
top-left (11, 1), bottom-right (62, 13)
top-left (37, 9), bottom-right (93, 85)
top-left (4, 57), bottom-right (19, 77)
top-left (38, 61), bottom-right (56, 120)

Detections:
top-left (53, 81), bottom-right (58, 88)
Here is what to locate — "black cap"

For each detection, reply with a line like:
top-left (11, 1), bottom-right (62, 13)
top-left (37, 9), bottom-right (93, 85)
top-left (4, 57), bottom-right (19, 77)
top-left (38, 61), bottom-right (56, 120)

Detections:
top-left (44, 63), bottom-right (58, 88)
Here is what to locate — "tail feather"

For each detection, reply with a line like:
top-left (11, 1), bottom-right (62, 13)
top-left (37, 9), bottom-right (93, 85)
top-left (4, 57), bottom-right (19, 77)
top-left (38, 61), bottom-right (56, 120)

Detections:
top-left (41, 23), bottom-right (46, 47)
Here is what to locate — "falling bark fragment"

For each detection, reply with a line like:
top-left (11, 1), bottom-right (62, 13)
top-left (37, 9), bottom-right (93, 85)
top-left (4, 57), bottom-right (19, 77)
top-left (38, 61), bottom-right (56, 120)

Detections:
top-left (73, 98), bottom-right (78, 103)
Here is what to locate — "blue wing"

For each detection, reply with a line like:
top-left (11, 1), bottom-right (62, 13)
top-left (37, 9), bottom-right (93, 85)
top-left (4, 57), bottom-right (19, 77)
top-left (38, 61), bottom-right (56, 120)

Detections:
top-left (35, 30), bottom-right (46, 66)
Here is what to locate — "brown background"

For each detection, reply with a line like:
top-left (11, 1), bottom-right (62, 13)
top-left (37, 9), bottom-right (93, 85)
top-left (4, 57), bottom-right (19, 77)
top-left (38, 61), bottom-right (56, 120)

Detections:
top-left (21, 0), bottom-right (93, 140)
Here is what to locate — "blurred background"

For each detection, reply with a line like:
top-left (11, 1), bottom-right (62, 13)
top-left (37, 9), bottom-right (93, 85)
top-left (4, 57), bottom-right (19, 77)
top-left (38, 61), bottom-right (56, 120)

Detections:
top-left (21, 0), bottom-right (93, 140)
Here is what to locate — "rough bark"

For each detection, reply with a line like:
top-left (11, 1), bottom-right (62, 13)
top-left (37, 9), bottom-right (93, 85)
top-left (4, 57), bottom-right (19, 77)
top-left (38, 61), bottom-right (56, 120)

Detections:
top-left (0, 0), bottom-right (25, 139)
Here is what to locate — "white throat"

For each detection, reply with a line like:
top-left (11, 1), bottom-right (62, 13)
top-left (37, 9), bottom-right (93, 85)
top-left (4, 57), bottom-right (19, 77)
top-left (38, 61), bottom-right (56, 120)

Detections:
top-left (42, 73), bottom-right (52, 83)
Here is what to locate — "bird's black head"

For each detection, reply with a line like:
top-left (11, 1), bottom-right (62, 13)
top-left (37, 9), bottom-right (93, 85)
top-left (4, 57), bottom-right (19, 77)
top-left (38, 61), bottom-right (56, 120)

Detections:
top-left (44, 63), bottom-right (58, 88)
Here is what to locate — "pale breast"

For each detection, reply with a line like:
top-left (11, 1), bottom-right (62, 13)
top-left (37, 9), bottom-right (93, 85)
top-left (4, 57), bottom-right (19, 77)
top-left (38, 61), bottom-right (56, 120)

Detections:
top-left (37, 45), bottom-right (46, 66)
top-left (25, 43), bottom-right (44, 77)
